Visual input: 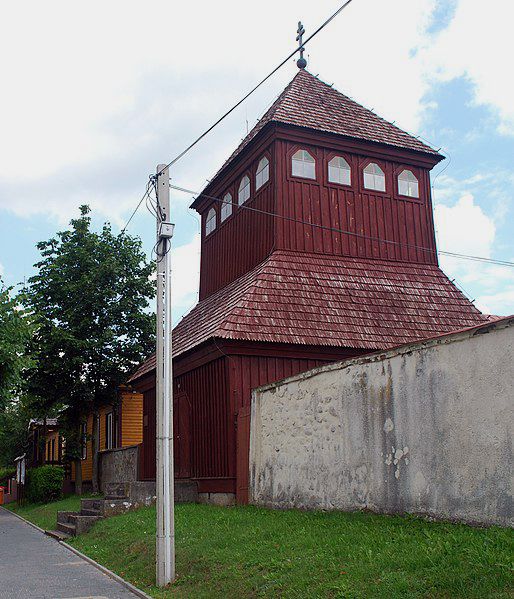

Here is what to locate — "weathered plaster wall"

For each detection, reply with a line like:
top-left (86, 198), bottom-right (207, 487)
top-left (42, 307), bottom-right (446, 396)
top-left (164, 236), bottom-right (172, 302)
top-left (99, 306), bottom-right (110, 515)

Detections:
top-left (250, 319), bottom-right (513, 526)
top-left (98, 445), bottom-right (139, 493)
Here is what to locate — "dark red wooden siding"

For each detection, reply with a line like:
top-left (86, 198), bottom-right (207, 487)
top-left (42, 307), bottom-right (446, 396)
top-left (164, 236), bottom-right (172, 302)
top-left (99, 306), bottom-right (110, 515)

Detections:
top-left (199, 140), bottom-right (276, 300)
top-left (275, 140), bottom-right (438, 264)
top-left (200, 184), bottom-right (275, 299)
top-left (139, 356), bottom-right (234, 486)
top-left (197, 132), bottom-right (438, 304)
top-left (174, 357), bottom-right (234, 481)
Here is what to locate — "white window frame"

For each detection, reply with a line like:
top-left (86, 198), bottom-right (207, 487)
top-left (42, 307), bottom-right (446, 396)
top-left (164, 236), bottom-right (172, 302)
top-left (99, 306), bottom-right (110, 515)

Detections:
top-left (255, 157), bottom-right (270, 190)
top-left (363, 162), bottom-right (386, 192)
top-left (291, 149), bottom-right (316, 180)
top-left (238, 175), bottom-right (251, 205)
top-left (398, 169), bottom-right (419, 198)
top-left (205, 208), bottom-right (217, 235)
top-left (106, 412), bottom-right (113, 450)
top-left (221, 193), bottom-right (232, 222)
top-left (328, 156), bottom-right (351, 185)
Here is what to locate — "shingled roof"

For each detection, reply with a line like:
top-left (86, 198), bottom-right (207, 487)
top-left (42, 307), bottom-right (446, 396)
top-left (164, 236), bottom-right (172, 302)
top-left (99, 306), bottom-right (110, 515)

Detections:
top-left (209, 69), bottom-right (441, 185)
top-left (128, 250), bottom-right (488, 382)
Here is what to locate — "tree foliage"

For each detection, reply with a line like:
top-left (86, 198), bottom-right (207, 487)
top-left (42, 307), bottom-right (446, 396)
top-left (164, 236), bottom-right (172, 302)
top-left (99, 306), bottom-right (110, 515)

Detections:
top-left (0, 282), bottom-right (32, 409)
top-left (0, 282), bottom-right (33, 466)
top-left (24, 205), bottom-right (155, 461)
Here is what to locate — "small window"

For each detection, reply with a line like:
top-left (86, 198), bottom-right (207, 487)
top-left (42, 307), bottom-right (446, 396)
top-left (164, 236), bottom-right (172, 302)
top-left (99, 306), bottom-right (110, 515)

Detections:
top-left (205, 208), bottom-right (216, 235)
top-left (238, 175), bottom-right (251, 205)
top-left (221, 193), bottom-right (232, 222)
top-left (328, 156), bottom-right (351, 185)
top-left (255, 157), bottom-right (270, 190)
top-left (292, 149), bottom-right (316, 179)
top-left (80, 422), bottom-right (87, 460)
top-left (398, 169), bottom-right (419, 198)
top-left (106, 412), bottom-right (113, 450)
top-left (363, 162), bottom-right (386, 192)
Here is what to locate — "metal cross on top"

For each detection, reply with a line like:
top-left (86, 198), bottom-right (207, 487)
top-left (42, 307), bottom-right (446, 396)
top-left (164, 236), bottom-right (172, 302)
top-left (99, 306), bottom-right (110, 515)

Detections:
top-left (296, 21), bottom-right (307, 69)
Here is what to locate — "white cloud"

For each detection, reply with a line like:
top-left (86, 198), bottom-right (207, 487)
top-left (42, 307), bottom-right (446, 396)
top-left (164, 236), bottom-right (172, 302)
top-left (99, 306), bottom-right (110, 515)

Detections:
top-left (477, 290), bottom-right (514, 317)
top-left (0, 0), bottom-right (438, 223)
top-left (435, 193), bottom-right (495, 259)
top-left (420, 0), bottom-right (514, 135)
top-left (171, 233), bottom-right (200, 312)
top-left (434, 193), bottom-right (514, 315)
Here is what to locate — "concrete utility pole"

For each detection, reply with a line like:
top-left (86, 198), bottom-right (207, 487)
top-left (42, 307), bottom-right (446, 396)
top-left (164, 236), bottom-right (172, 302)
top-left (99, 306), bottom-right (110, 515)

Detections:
top-left (155, 164), bottom-right (175, 586)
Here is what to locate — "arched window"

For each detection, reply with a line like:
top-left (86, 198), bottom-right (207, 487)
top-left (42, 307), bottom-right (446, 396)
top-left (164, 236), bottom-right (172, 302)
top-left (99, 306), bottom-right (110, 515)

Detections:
top-left (363, 162), bottom-right (386, 192)
top-left (238, 175), bottom-right (250, 205)
top-left (255, 156), bottom-right (270, 190)
top-left (398, 169), bottom-right (419, 198)
top-left (328, 156), bottom-right (351, 185)
top-left (292, 149), bottom-right (316, 179)
top-left (205, 208), bottom-right (216, 235)
top-left (221, 193), bottom-right (232, 222)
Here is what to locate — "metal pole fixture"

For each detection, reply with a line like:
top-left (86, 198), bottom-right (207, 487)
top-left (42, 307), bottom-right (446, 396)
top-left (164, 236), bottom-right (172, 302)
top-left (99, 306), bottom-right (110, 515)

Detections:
top-left (155, 164), bottom-right (175, 586)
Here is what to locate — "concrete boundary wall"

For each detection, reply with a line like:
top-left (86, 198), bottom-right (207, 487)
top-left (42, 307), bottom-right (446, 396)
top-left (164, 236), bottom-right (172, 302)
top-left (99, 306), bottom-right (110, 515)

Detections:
top-left (98, 445), bottom-right (139, 493)
top-left (250, 318), bottom-right (513, 526)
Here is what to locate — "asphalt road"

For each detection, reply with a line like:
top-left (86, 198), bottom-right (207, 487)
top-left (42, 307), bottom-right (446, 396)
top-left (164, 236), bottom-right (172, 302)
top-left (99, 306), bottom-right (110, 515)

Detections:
top-left (0, 507), bottom-right (141, 599)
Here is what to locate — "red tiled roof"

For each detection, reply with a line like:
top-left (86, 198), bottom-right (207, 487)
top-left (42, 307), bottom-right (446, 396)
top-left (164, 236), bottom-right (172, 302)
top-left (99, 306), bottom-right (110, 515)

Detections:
top-left (211, 70), bottom-right (440, 185)
top-left (128, 251), bottom-right (487, 382)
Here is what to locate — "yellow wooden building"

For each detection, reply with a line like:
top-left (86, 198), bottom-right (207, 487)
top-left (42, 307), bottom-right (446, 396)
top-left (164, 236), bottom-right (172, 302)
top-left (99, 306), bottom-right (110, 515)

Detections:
top-left (70, 388), bottom-right (144, 484)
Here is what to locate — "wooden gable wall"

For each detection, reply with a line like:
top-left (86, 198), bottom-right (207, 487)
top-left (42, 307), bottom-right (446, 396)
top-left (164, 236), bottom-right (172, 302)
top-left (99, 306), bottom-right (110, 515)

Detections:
top-left (196, 125), bottom-right (440, 303)
top-left (199, 130), bottom-right (276, 300)
top-left (274, 131), bottom-right (438, 265)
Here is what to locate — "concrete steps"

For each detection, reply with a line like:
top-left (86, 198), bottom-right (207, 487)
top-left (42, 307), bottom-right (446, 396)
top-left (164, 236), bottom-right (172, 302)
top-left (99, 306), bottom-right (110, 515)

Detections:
top-left (45, 529), bottom-right (72, 541)
top-left (49, 479), bottom-right (199, 538)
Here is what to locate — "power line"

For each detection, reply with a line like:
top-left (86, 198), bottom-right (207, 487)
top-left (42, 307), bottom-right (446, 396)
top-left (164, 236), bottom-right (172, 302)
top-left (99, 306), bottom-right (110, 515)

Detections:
top-left (156, 0), bottom-right (356, 177)
top-left (121, 179), bottom-right (154, 235)
top-left (169, 183), bottom-right (514, 269)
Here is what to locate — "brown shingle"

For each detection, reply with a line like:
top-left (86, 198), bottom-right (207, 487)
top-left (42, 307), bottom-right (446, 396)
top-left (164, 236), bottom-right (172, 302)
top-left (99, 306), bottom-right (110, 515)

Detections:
top-left (211, 70), bottom-right (440, 186)
top-left (128, 250), bottom-right (487, 382)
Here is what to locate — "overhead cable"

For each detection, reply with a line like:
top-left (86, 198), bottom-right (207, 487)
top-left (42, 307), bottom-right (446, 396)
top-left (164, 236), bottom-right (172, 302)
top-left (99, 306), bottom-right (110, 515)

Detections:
top-left (169, 183), bottom-right (514, 269)
top-left (156, 0), bottom-right (356, 176)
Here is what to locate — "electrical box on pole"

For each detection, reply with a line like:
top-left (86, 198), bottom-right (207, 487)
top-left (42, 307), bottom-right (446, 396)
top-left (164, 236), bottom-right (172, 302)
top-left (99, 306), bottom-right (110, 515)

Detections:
top-left (155, 164), bottom-right (175, 586)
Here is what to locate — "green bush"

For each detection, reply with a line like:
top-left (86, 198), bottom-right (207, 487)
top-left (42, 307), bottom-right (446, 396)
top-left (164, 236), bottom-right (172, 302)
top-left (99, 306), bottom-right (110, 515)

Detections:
top-left (0, 466), bottom-right (16, 482)
top-left (26, 465), bottom-right (64, 503)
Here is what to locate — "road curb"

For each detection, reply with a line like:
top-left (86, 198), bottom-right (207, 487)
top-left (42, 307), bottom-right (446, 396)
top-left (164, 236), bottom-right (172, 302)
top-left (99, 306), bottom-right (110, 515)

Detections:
top-left (0, 505), bottom-right (47, 534)
top-left (0, 506), bottom-right (153, 599)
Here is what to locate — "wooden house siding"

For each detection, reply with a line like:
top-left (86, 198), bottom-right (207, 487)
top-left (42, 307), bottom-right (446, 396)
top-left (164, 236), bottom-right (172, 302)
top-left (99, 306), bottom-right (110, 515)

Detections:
top-left (44, 430), bottom-right (60, 463)
top-left (199, 137), bottom-right (276, 300)
top-left (71, 393), bottom-right (143, 482)
top-left (274, 138), bottom-right (438, 265)
top-left (120, 392), bottom-right (143, 447)
top-left (71, 413), bottom-right (94, 482)
top-left (196, 127), bottom-right (439, 306)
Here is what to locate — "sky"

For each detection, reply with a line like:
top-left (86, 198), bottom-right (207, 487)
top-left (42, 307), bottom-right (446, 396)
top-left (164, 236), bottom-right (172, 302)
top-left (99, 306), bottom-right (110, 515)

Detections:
top-left (0, 0), bottom-right (513, 320)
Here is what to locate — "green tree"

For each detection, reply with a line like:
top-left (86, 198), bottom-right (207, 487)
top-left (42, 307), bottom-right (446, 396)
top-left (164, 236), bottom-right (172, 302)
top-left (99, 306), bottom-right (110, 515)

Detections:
top-left (0, 282), bottom-right (33, 466)
top-left (0, 282), bottom-right (32, 410)
top-left (0, 400), bottom-right (32, 468)
top-left (24, 206), bottom-right (154, 492)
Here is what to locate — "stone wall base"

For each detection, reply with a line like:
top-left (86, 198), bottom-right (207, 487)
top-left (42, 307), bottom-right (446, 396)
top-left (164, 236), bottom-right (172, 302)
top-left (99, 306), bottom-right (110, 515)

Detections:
top-left (198, 492), bottom-right (236, 507)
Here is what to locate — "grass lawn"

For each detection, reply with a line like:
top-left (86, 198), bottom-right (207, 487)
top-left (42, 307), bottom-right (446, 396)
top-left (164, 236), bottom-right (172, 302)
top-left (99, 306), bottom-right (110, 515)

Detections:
top-left (62, 504), bottom-right (514, 599)
top-left (5, 494), bottom-right (93, 531)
